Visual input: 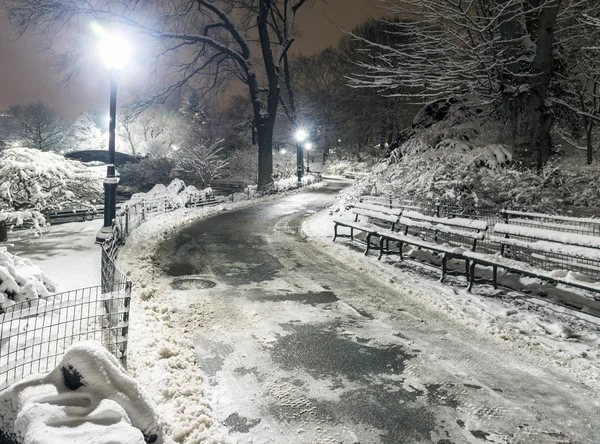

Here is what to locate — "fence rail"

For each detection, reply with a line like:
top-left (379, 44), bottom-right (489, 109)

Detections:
top-left (0, 280), bottom-right (130, 391)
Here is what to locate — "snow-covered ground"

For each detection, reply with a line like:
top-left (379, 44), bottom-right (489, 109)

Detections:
top-left (6, 219), bottom-right (103, 293)
top-left (303, 208), bottom-right (600, 393)
top-left (0, 178), bottom-right (327, 443)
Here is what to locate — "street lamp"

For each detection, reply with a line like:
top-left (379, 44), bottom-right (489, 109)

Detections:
top-left (295, 129), bottom-right (307, 186)
top-left (96, 34), bottom-right (131, 243)
top-left (305, 142), bottom-right (312, 173)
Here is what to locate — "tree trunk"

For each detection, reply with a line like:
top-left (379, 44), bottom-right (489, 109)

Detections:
top-left (257, 117), bottom-right (274, 189)
top-left (587, 118), bottom-right (594, 165)
top-left (499, 0), bottom-right (561, 170)
top-left (507, 89), bottom-right (553, 169)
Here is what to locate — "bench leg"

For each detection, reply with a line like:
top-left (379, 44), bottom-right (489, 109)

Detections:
top-left (467, 261), bottom-right (476, 292)
top-left (365, 233), bottom-right (372, 255)
top-left (350, 227), bottom-right (354, 241)
top-left (493, 266), bottom-right (498, 289)
top-left (399, 242), bottom-right (403, 261)
top-left (465, 258), bottom-right (470, 282)
top-left (333, 224), bottom-right (338, 241)
top-left (440, 254), bottom-right (447, 283)
top-left (378, 236), bottom-right (384, 260)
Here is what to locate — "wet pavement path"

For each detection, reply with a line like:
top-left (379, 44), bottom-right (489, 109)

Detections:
top-left (158, 179), bottom-right (600, 443)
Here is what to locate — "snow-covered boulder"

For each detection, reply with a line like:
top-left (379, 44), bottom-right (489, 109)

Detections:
top-left (0, 247), bottom-right (56, 308)
top-left (0, 341), bottom-right (163, 444)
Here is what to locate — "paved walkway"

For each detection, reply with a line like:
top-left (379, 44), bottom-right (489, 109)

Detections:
top-left (156, 179), bottom-right (600, 443)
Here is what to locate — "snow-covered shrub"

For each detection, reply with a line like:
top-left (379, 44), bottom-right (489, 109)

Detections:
top-left (0, 148), bottom-right (103, 233)
top-left (0, 247), bottom-right (56, 308)
top-left (129, 178), bottom-right (215, 210)
top-left (341, 102), bottom-right (600, 214)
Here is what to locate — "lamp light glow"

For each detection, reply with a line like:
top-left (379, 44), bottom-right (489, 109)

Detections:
top-left (295, 129), bottom-right (308, 142)
top-left (99, 34), bottom-right (131, 71)
top-left (305, 142), bottom-right (313, 150)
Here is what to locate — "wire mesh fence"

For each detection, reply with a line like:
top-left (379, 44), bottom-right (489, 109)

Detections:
top-left (0, 281), bottom-right (130, 392)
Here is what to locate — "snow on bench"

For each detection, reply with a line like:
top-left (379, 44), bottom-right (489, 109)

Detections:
top-left (508, 218), bottom-right (596, 235)
top-left (494, 223), bottom-right (600, 249)
top-left (403, 210), bottom-right (489, 232)
top-left (376, 212), bottom-right (487, 282)
top-left (333, 202), bottom-right (403, 255)
top-left (465, 222), bottom-right (600, 294)
top-left (501, 209), bottom-right (600, 226)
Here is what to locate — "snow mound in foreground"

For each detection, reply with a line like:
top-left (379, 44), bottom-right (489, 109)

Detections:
top-left (0, 340), bottom-right (163, 444)
top-left (0, 247), bottom-right (56, 308)
top-left (130, 178), bottom-right (215, 209)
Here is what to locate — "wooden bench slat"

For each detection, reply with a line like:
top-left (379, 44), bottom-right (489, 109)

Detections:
top-left (508, 218), bottom-right (596, 234)
top-left (493, 223), bottom-right (600, 249)
top-left (501, 209), bottom-right (600, 226)
top-left (400, 217), bottom-right (485, 240)
top-left (379, 230), bottom-right (467, 255)
top-left (353, 202), bottom-right (403, 217)
top-left (489, 235), bottom-right (600, 262)
top-left (332, 219), bottom-right (377, 233)
top-left (353, 208), bottom-right (400, 223)
top-left (463, 251), bottom-right (600, 293)
top-left (403, 211), bottom-right (488, 231)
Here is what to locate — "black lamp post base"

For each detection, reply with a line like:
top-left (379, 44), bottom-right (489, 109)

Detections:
top-left (95, 225), bottom-right (113, 244)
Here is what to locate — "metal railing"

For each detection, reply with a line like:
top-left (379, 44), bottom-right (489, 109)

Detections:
top-left (0, 281), bottom-right (130, 391)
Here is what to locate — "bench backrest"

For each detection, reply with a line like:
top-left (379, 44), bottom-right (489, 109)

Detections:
top-left (352, 203), bottom-right (402, 224)
top-left (501, 209), bottom-right (600, 235)
top-left (493, 223), bottom-right (600, 250)
top-left (354, 202), bottom-right (403, 217)
top-left (399, 211), bottom-right (487, 248)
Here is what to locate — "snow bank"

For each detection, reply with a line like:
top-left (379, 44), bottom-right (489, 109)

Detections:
top-left (0, 340), bottom-right (162, 444)
top-left (130, 179), bottom-right (216, 210)
top-left (0, 247), bottom-right (56, 308)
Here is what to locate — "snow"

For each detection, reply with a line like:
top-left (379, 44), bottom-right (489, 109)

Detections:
top-left (0, 148), bottom-right (102, 233)
top-left (490, 234), bottom-right (600, 262)
top-left (494, 223), bottom-right (600, 249)
top-left (503, 209), bottom-right (600, 225)
top-left (130, 179), bottom-right (217, 211)
top-left (303, 206), bottom-right (600, 393)
top-left (403, 210), bottom-right (488, 231)
top-left (0, 247), bottom-right (56, 308)
top-left (399, 216), bottom-right (485, 240)
top-left (0, 341), bottom-right (161, 444)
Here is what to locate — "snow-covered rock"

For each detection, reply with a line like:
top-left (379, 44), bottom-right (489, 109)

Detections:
top-left (0, 247), bottom-right (56, 308)
top-left (0, 340), bottom-right (163, 444)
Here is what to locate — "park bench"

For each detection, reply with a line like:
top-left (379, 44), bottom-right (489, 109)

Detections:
top-left (377, 210), bottom-right (488, 281)
top-left (333, 202), bottom-right (402, 255)
top-left (464, 222), bottom-right (600, 295)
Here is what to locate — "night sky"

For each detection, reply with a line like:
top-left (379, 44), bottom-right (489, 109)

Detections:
top-left (0, 0), bottom-right (384, 116)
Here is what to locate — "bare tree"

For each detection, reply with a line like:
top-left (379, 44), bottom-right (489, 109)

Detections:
top-left (177, 140), bottom-right (228, 187)
top-left (345, 0), bottom-right (600, 169)
top-left (9, 102), bottom-right (67, 152)
top-left (552, 6), bottom-right (600, 164)
top-left (71, 112), bottom-right (105, 152)
top-left (5, 0), bottom-right (310, 189)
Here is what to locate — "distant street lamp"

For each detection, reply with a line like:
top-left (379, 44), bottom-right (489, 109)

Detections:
top-left (305, 142), bottom-right (312, 173)
top-left (295, 129), bottom-right (307, 186)
top-left (96, 34), bottom-right (130, 243)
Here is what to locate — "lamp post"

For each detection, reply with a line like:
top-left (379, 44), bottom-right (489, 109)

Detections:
top-left (295, 129), bottom-right (307, 187)
top-left (96, 34), bottom-right (130, 243)
top-left (305, 142), bottom-right (312, 173)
